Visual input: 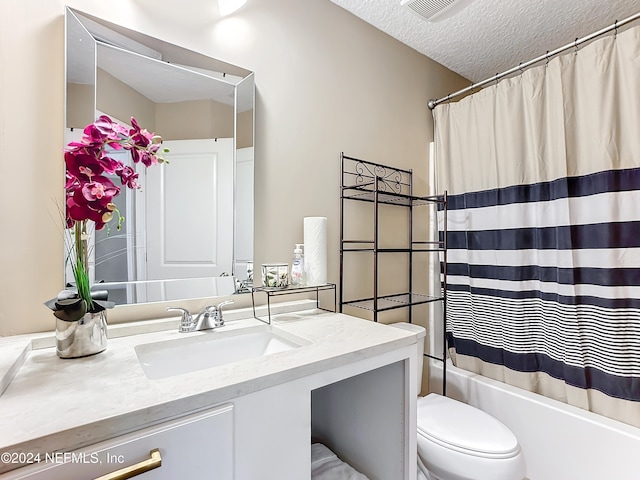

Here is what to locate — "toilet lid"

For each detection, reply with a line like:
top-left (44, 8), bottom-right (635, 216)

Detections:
top-left (417, 394), bottom-right (520, 458)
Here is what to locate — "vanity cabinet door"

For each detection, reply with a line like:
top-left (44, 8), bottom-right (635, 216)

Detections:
top-left (3, 403), bottom-right (233, 480)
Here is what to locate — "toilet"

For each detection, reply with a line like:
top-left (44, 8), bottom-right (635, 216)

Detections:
top-left (390, 323), bottom-right (526, 480)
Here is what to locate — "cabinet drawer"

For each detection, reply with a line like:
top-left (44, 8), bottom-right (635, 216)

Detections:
top-left (3, 403), bottom-right (233, 480)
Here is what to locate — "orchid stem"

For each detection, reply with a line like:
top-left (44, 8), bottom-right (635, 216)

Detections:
top-left (73, 220), bottom-right (92, 310)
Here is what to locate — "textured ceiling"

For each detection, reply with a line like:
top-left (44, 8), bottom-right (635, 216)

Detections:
top-left (330, 0), bottom-right (640, 83)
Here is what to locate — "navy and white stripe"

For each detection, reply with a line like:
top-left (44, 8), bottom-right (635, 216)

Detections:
top-left (441, 167), bottom-right (640, 401)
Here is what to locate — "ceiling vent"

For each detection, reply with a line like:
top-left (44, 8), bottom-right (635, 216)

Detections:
top-left (400, 0), bottom-right (474, 22)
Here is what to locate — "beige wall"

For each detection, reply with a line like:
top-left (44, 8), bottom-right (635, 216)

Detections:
top-left (97, 69), bottom-right (156, 130)
top-left (155, 100), bottom-right (235, 141)
top-left (96, 70), bottom-right (240, 141)
top-left (67, 83), bottom-right (94, 128)
top-left (237, 109), bottom-right (253, 149)
top-left (0, 0), bottom-right (468, 335)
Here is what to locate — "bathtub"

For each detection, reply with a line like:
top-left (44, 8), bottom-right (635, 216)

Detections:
top-left (428, 359), bottom-right (640, 480)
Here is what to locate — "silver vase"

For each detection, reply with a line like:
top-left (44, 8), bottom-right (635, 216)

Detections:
top-left (56, 310), bottom-right (107, 358)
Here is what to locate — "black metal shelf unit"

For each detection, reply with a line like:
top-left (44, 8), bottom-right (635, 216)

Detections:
top-left (339, 153), bottom-right (448, 391)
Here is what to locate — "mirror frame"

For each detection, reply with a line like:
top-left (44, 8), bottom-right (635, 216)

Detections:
top-left (64, 7), bottom-right (254, 306)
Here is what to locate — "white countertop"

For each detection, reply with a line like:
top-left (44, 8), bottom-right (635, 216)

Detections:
top-left (0, 306), bottom-right (417, 473)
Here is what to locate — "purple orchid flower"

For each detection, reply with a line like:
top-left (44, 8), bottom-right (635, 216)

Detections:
top-left (64, 115), bottom-right (165, 229)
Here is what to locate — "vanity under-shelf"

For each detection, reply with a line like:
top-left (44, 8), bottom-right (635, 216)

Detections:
top-left (0, 308), bottom-right (420, 480)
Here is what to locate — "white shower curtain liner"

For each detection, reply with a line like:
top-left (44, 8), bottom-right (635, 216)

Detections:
top-left (433, 23), bottom-right (640, 427)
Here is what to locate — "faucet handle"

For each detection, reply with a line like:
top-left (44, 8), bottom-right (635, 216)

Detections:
top-left (217, 300), bottom-right (234, 310)
top-left (167, 307), bottom-right (195, 333)
top-left (211, 300), bottom-right (234, 327)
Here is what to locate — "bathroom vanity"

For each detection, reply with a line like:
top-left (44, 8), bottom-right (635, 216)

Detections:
top-left (0, 308), bottom-right (419, 479)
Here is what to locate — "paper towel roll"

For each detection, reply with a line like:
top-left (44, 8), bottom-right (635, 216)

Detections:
top-left (304, 217), bottom-right (327, 286)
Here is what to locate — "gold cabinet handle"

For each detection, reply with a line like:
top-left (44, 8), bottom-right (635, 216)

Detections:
top-left (94, 449), bottom-right (162, 480)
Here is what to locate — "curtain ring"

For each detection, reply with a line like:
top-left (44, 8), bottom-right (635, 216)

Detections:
top-left (518, 62), bottom-right (524, 74)
top-left (545, 50), bottom-right (550, 67)
top-left (468, 81), bottom-right (477, 96)
top-left (574, 37), bottom-right (579, 54)
top-left (495, 73), bottom-right (499, 86)
top-left (614, 20), bottom-right (618, 39)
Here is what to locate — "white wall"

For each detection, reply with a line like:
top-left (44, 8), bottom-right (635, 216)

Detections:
top-left (0, 0), bottom-right (468, 335)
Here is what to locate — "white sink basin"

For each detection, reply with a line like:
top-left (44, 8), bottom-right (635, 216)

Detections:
top-left (135, 325), bottom-right (309, 380)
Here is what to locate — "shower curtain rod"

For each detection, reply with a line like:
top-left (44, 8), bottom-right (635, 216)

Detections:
top-left (427, 11), bottom-right (640, 110)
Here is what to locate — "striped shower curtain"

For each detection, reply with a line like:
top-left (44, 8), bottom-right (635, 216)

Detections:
top-left (433, 24), bottom-right (640, 427)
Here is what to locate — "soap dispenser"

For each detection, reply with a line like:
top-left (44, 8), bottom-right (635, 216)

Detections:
top-left (291, 244), bottom-right (306, 286)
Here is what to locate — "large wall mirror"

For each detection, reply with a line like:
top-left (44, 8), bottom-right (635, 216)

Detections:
top-left (65, 7), bottom-right (254, 305)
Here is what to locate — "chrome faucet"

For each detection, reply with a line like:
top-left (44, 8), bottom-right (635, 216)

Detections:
top-left (195, 300), bottom-right (234, 330)
top-left (167, 300), bottom-right (235, 333)
top-left (166, 307), bottom-right (195, 333)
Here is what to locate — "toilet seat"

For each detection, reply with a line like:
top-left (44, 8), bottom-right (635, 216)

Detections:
top-left (417, 394), bottom-right (521, 459)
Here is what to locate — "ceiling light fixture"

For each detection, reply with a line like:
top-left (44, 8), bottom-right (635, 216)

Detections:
top-left (217, 0), bottom-right (247, 16)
